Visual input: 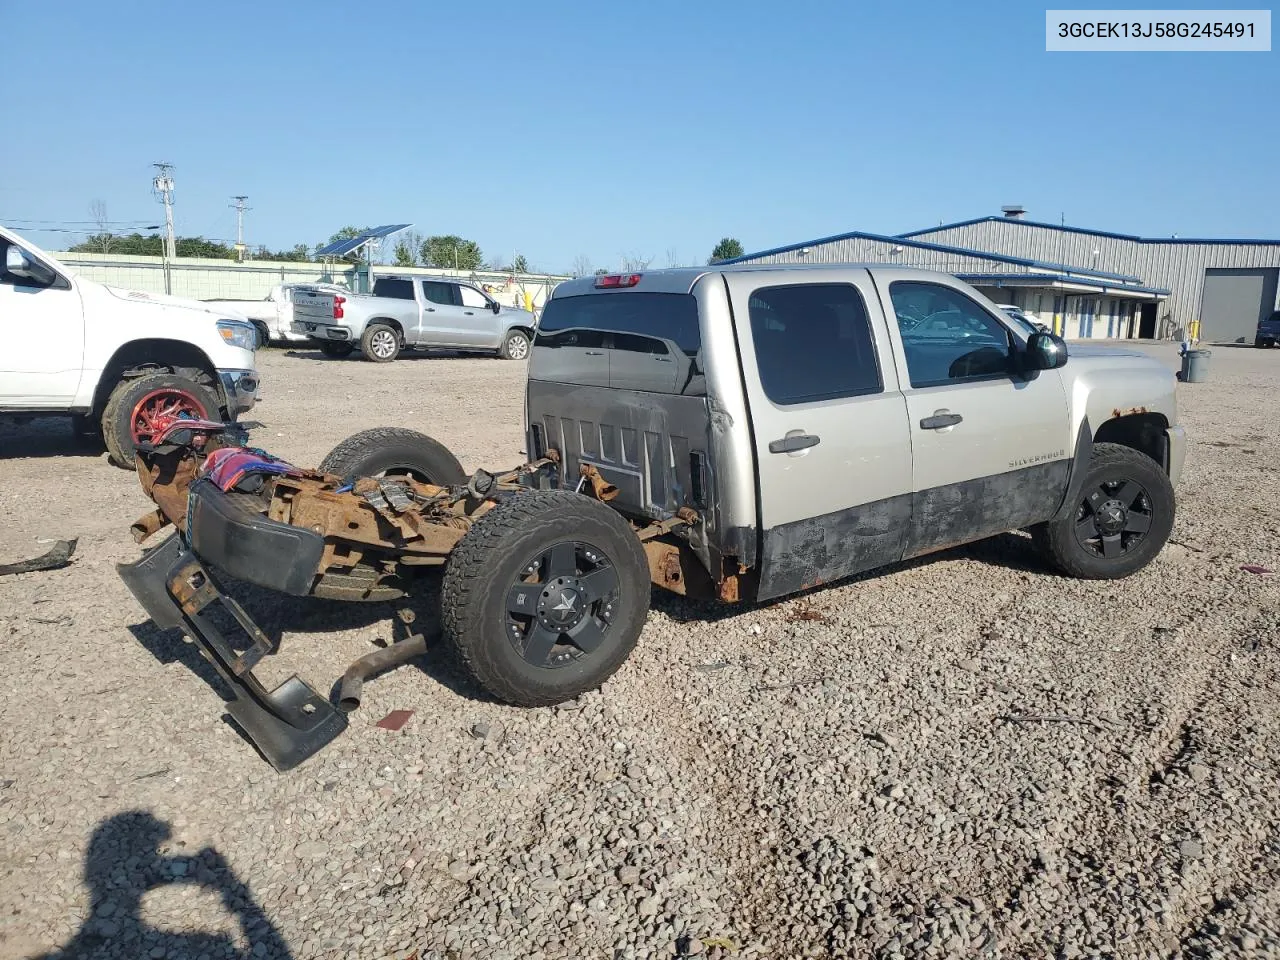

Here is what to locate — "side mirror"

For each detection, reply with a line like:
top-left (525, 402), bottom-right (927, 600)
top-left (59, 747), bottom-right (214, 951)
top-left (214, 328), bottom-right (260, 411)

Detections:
top-left (491, 300), bottom-right (501, 314)
top-left (4, 246), bottom-right (57, 287)
top-left (1027, 332), bottom-right (1068, 370)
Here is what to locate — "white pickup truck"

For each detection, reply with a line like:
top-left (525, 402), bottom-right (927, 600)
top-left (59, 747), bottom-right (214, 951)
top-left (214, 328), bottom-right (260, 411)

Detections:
top-left (205, 282), bottom-right (351, 347)
top-left (0, 226), bottom-right (260, 467)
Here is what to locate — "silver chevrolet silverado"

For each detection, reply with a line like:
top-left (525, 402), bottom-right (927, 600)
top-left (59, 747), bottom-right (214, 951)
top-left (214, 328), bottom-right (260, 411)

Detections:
top-left (291, 275), bottom-right (538, 362)
top-left (117, 263), bottom-right (1186, 768)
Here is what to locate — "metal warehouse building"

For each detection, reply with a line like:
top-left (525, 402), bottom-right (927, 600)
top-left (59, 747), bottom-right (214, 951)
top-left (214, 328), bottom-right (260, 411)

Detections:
top-left (733, 208), bottom-right (1280, 343)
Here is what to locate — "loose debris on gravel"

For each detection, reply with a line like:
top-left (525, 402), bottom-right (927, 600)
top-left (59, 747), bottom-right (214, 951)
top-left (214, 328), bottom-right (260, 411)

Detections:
top-left (1, 345), bottom-right (1278, 959)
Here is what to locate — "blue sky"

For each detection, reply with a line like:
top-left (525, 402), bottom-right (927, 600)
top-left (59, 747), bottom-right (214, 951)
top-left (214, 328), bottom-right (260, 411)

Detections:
top-left (4, 0), bottom-right (1277, 272)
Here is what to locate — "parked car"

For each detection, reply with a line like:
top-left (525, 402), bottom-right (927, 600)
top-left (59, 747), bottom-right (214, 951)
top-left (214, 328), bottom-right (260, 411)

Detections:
top-left (996, 303), bottom-right (1051, 334)
top-left (0, 225), bottom-right (259, 467)
top-left (1256, 309), bottom-right (1280, 347)
top-left (118, 263), bottom-right (1185, 768)
top-left (205, 283), bottom-right (351, 347)
top-left (290, 275), bottom-right (539, 362)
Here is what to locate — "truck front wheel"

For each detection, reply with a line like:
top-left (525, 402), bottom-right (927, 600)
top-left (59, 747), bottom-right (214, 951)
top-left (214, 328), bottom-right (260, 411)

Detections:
top-left (500, 329), bottom-right (531, 360)
top-left (101, 372), bottom-right (221, 469)
top-left (361, 323), bottom-right (401, 362)
top-left (1032, 442), bottom-right (1175, 579)
top-left (441, 490), bottom-right (650, 706)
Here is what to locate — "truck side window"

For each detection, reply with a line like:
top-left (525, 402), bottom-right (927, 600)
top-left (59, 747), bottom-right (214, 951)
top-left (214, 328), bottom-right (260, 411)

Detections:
top-left (374, 278), bottom-right (415, 300)
top-left (459, 285), bottom-right (488, 309)
top-left (420, 281), bottom-right (454, 306)
top-left (889, 282), bottom-right (1013, 388)
top-left (747, 284), bottom-right (882, 405)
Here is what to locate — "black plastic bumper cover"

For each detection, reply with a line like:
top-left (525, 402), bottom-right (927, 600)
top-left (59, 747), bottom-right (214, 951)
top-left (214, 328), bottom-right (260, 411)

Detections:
top-left (187, 477), bottom-right (325, 596)
top-left (116, 534), bottom-right (347, 771)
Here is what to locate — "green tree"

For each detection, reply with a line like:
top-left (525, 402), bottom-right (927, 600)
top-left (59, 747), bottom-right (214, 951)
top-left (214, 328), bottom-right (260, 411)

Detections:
top-left (68, 233), bottom-right (237, 258)
top-left (511, 254), bottom-right (529, 274)
top-left (708, 237), bottom-right (744, 264)
top-left (421, 235), bottom-right (483, 271)
top-left (393, 241), bottom-right (417, 267)
top-left (253, 243), bottom-right (311, 262)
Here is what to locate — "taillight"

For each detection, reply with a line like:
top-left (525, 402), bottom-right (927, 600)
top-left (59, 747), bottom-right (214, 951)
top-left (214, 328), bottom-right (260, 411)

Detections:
top-left (594, 273), bottom-right (642, 289)
top-left (333, 295), bottom-right (345, 319)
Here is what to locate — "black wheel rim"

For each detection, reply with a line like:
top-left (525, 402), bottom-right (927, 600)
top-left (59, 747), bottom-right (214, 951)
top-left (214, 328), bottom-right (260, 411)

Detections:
top-left (1073, 476), bottom-right (1155, 560)
top-left (505, 541), bottom-right (620, 669)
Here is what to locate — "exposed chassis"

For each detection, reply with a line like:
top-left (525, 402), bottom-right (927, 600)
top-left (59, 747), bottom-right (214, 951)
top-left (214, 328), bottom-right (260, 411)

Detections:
top-left (117, 421), bottom-right (699, 770)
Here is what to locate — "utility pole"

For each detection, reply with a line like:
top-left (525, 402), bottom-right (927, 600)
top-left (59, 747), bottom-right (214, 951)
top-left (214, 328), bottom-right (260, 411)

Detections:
top-left (231, 195), bottom-right (250, 261)
top-left (152, 163), bottom-right (176, 293)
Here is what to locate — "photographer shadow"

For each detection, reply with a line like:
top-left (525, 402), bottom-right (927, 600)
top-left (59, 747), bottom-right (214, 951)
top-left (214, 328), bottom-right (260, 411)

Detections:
top-left (34, 810), bottom-right (292, 959)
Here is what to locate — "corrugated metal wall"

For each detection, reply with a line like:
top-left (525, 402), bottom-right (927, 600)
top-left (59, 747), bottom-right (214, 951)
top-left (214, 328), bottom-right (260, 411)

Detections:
top-left (740, 235), bottom-right (1036, 276)
top-left (903, 221), bottom-right (1280, 340)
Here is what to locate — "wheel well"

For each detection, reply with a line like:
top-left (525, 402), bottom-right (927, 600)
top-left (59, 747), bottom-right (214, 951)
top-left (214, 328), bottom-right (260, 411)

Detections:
top-left (369, 318), bottom-right (404, 339)
top-left (93, 340), bottom-right (220, 415)
top-left (507, 326), bottom-right (533, 339)
top-left (1093, 413), bottom-right (1169, 467)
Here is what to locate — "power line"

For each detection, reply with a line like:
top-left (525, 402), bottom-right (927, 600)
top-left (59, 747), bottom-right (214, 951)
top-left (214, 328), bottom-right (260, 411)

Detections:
top-left (231, 196), bottom-right (250, 261)
top-left (152, 163), bottom-right (176, 293)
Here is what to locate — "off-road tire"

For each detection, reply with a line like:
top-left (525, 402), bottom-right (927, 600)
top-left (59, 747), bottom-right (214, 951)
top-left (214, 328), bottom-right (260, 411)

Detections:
top-left (101, 373), bottom-right (220, 470)
top-left (317, 427), bottom-right (466, 484)
top-left (441, 490), bottom-right (650, 706)
top-left (500, 329), bottom-right (531, 360)
top-left (361, 323), bottom-right (400, 362)
top-left (319, 340), bottom-right (355, 358)
top-left (1033, 442), bottom-right (1175, 579)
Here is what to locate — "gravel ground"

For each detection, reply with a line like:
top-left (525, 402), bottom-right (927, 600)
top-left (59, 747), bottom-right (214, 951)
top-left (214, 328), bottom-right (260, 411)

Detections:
top-left (1, 342), bottom-right (1277, 960)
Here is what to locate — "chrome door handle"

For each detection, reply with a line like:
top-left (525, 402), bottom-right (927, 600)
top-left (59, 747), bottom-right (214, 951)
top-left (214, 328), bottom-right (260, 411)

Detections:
top-left (768, 433), bottom-right (821, 454)
top-left (584, 350), bottom-right (604, 356)
top-left (920, 411), bottom-right (963, 430)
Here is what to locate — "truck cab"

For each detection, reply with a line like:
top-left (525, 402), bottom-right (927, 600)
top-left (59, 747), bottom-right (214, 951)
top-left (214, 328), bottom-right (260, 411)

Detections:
top-left (526, 264), bottom-right (1185, 601)
top-left (0, 225), bottom-right (259, 467)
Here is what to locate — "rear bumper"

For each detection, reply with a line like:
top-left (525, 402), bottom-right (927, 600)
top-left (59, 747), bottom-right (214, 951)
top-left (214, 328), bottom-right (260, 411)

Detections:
top-left (116, 533), bottom-right (347, 771)
top-left (187, 478), bottom-right (325, 595)
top-left (291, 321), bottom-right (352, 341)
top-left (218, 368), bottom-right (259, 416)
top-left (1166, 425), bottom-right (1186, 487)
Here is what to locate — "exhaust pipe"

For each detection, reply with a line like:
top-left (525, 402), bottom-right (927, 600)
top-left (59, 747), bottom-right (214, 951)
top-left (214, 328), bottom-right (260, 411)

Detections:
top-left (338, 632), bottom-right (430, 713)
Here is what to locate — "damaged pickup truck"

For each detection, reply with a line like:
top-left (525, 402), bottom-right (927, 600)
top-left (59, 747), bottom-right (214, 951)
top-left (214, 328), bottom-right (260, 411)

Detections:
top-left (118, 264), bottom-right (1186, 769)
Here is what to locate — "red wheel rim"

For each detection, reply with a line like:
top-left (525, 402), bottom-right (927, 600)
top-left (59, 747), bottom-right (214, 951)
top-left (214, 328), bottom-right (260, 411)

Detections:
top-left (129, 388), bottom-right (209, 445)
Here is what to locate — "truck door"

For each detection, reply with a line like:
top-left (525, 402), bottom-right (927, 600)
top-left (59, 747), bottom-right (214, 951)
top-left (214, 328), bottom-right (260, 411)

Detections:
top-left (0, 237), bottom-right (85, 406)
top-left (416, 280), bottom-right (468, 346)
top-left (877, 275), bottom-right (1072, 558)
top-left (456, 283), bottom-right (502, 348)
top-left (724, 270), bottom-right (913, 601)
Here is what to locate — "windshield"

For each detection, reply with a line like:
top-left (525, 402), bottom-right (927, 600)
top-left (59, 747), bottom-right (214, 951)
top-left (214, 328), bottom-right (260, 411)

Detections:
top-left (1000, 307), bottom-right (1039, 335)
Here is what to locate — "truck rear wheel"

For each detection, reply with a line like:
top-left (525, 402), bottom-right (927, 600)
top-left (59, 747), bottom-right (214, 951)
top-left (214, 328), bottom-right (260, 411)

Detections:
top-left (1032, 442), bottom-right (1175, 579)
top-left (441, 490), bottom-right (650, 706)
top-left (319, 340), bottom-right (354, 358)
top-left (317, 427), bottom-right (466, 484)
top-left (101, 372), bottom-right (221, 469)
top-left (361, 323), bottom-right (400, 362)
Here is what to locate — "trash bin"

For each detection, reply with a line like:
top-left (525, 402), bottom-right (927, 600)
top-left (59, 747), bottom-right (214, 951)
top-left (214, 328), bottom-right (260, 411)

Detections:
top-left (1180, 349), bottom-right (1211, 383)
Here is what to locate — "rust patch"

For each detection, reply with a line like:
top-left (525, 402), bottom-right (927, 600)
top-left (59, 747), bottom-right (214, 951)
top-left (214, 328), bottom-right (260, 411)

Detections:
top-left (643, 541), bottom-right (686, 595)
top-left (579, 463), bottom-right (619, 502)
top-left (785, 601), bottom-right (830, 624)
top-left (1112, 406), bottom-right (1150, 418)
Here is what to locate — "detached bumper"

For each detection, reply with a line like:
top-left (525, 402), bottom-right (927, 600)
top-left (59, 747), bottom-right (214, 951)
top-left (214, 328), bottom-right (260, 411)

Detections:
top-left (116, 534), bottom-right (347, 771)
top-left (187, 478), bottom-right (324, 595)
top-left (218, 368), bottom-right (259, 416)
top-left (1166, 425), bottom-right (1186, 487)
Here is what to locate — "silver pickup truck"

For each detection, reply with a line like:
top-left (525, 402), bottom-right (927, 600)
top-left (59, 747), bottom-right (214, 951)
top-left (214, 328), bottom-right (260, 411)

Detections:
top-left (118, 263), bottom-right (1186, 768)
top-left (291, 275), bottom-right (539, 362)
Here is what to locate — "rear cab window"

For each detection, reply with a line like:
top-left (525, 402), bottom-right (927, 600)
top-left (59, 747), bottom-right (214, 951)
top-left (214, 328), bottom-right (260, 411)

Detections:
top-left (532, 292), bottom-right (703, 395)
top-left (373, 278), bottom-right (415, 300)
